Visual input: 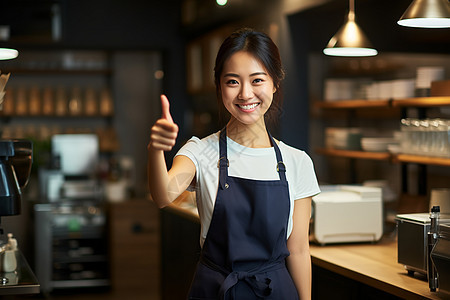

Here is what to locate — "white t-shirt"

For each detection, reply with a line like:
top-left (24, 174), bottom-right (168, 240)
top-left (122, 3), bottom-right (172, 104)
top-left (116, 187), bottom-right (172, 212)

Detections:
top-left (175, 131), bottom-right (321, 247)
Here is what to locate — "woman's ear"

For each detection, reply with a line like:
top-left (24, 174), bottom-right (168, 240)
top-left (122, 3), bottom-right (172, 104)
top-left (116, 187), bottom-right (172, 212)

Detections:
top-left (273, 86), bottom-right (277, 94)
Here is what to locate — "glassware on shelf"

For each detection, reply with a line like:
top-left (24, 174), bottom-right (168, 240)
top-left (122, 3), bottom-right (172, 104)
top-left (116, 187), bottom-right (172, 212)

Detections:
top-left (400, 118), bottom-right (450, 158)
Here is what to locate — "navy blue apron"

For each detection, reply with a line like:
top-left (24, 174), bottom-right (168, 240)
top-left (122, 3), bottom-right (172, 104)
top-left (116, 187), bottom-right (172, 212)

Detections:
top-left (188, 128), bottom-right (299, 300)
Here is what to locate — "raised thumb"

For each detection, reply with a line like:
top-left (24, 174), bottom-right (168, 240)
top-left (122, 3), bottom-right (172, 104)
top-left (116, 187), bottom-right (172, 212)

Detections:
top-left (160, 94), bottom-right (173, 123)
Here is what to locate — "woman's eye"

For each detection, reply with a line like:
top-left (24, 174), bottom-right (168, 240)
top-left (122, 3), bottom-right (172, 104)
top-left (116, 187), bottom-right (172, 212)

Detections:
top-left (253, 78), bottom-right (263, 84)
top-left (226, 79), bottom-right (238, 85)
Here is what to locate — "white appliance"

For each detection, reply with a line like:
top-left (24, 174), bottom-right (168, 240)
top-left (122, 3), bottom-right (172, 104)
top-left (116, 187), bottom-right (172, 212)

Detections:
top-left (311, 185), bottom-right (383, 245)
top-left (51, 134), bottom-right (99, 176)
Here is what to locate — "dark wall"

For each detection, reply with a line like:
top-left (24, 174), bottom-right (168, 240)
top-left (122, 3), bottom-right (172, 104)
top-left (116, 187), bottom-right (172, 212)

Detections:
top-left (62, 0), bottom-right (187, 127)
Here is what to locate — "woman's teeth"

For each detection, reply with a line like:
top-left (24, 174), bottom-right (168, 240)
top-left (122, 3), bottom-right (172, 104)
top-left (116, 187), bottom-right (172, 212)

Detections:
top-left (238, 103), bottom-right (259, 110)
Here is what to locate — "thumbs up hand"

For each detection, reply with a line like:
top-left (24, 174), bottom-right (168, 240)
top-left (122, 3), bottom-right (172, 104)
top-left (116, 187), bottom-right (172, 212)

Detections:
top-left (148, 95), bottom-right (179, 151)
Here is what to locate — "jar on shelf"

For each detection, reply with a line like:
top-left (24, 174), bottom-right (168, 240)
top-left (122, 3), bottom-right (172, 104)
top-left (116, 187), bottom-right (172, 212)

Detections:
top-left (2, 88), bottom-right (15, 115)
top-left (99, 88), bottom-right (113, 116)
top-left (29, 86), bottom-right (41, 115)
top-left (419, 119), bottom-right (430, 154)
top-left (433, 119), bottom-right (450, 157)
top-left (55, 87), bottom-right (68, 116)
top-left (15, 87), bottom-right (28, 116)
top-left (42, 87), bottom-right (54, 115)
top-left (68, 86), bottom-right (82, 116)
top-left (84, 87), bottom-right (98, 116)
top-left (400, 118), bottom-right (412, 154)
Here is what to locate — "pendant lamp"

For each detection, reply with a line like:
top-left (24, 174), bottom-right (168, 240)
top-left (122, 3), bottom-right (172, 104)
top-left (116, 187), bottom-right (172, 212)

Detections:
top-left (398, 0), bottom-right (450, 28)
top-left (323, 0), bottom-right (377, 57)
top-left (0, 26), bottom-right (18, 60)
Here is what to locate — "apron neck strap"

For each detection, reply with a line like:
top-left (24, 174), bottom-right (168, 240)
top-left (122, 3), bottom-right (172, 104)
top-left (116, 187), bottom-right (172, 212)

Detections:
top-left (218, 127), bottom-right (287, 188)
top-left (218, 129), bottom-right (229, 190)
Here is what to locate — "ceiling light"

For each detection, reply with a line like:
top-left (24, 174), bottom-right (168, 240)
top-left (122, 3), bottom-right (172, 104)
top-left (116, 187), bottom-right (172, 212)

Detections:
top-left (323, 0), bottom-right (377, 57)
top-left (398, 0), bottom-right (450, 28)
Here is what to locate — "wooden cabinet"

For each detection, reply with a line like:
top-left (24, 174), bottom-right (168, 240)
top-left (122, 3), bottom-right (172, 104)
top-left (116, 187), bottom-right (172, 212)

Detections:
top-left (108, 199), bottom-right (160, 299)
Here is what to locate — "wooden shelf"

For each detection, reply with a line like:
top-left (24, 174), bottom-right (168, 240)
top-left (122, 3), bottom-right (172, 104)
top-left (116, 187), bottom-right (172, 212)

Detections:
top-left (391, 96), bottom-right (450, 107)
top-left (316, 148), bottom-right (391, 161)
top-left (314, 99), bottom-right (390, 109)
top-left (316, 148), bottom-right (450, 167)
top-left (314, 96), bottom-right (450, 109)
top-left (394, 153), bottom-right (450, 167)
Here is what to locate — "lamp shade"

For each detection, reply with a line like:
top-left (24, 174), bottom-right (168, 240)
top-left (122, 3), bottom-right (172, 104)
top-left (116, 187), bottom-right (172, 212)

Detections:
top-left (398, 0), bottom-right (450, 28)
top-left (0, 26), bottom-right (18, 60)
top-left (323, 13), bottom-right (378, 57)
top-left (0, 48), bottom-right (18, 60)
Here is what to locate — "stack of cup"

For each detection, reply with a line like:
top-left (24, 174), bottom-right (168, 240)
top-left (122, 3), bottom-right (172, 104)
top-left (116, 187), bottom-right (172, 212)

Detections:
top-left (416, 67), bottom-right (445, 97)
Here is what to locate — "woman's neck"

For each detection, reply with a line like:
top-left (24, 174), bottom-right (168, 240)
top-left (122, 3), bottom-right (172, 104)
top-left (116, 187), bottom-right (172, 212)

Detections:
top-left (226, 118), bottom-right (271, 148)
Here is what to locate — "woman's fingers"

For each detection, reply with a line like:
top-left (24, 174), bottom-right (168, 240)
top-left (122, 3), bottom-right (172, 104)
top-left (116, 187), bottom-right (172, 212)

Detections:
top-left (149, 119), bottom-right (178, 151)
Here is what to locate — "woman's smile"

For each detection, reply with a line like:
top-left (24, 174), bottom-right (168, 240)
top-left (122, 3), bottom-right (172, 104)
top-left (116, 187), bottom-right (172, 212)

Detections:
top-left (236, 102), bottom-right (260, 112)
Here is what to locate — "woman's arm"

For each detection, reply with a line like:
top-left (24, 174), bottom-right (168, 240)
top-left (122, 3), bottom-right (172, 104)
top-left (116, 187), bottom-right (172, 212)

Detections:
top-left (147, 95), bottom-right (196, 208)
top-left (286, 196), bottom-right (312, 300)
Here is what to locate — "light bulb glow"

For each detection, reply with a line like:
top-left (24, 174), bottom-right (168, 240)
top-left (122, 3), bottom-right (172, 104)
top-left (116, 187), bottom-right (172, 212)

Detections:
top-left (216, 0), bottom-right (227, 6)
top-left (398, 17), bottom-right (450, 28)
top-left (0, 48), bottom-right (18, 60)
top-left (323, 47), bottom-right (378, 57)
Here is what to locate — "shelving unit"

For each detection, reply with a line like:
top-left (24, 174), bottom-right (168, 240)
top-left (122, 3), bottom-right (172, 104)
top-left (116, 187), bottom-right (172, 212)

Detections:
top-left (314, 96), bottom-right (450, 213)
top-left (0, 50), bottom-right (117, 153)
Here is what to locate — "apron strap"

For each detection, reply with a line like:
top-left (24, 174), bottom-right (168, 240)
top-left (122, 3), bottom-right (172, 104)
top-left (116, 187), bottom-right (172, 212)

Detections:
top-left (268, 132), bottom-right (287, 182)
top-left (218, 128), bottom-right (287, 188)
top-left (218, 128), bottom-right (229, 190)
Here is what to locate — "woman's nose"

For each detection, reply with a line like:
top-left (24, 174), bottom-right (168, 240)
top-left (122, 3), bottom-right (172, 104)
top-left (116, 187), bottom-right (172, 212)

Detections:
top-left (238, 82), bottom-right (254, 100)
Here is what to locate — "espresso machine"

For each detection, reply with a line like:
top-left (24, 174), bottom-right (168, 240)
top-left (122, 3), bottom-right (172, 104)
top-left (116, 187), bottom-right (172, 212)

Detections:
top-left (0, 138), bottom-right (38, 292)
top-left (0, 139), bottom-right (33, 228)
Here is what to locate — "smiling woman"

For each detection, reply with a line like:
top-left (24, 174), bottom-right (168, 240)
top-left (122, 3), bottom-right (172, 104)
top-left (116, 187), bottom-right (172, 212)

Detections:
top-left (148, 28), bottom-right (320, 299)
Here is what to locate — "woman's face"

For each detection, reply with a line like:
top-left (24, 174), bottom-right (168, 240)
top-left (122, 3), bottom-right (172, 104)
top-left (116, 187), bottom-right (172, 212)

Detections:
top-left (220, 51), bottom-right (275, 126)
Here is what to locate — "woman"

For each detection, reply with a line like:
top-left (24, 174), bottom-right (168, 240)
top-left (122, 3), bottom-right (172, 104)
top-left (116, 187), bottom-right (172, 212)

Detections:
top-left (148, 28), bottom-right (320, 299)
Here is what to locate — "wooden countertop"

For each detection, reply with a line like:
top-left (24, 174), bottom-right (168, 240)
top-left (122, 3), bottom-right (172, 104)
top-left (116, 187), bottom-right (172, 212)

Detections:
top-left (165, 195), bottom-right (449, 299)
top-left (310, 237), bottom-right (449, 300)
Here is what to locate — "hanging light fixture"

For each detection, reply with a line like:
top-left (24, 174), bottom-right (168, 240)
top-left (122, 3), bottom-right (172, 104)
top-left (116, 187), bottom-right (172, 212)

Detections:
top-left (0, 26), bottom-right (18, 60)
top-left (323, 0), bottom-right (377, 57)
top-left (398, 0), bottom-right (450, 28)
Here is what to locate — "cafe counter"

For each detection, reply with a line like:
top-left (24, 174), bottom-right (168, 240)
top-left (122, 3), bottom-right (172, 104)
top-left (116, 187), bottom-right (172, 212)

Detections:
top-left (162, 194), bottom-right (450, 299)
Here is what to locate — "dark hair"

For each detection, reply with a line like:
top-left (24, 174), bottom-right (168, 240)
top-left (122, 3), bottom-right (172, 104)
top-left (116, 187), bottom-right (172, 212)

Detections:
top-left (214, 28), bottom-right (285, 124)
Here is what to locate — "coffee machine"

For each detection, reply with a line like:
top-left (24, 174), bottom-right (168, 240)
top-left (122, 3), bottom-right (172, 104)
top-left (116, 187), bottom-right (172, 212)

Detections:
top-left (0, 139), bottom-right (33, 286)
top-left (0, 139), bottom-right (32, 226)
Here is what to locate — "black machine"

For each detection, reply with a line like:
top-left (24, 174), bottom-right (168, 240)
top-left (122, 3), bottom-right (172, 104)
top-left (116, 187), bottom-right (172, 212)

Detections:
top-left (0, 139), bottom-right (32, 226)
